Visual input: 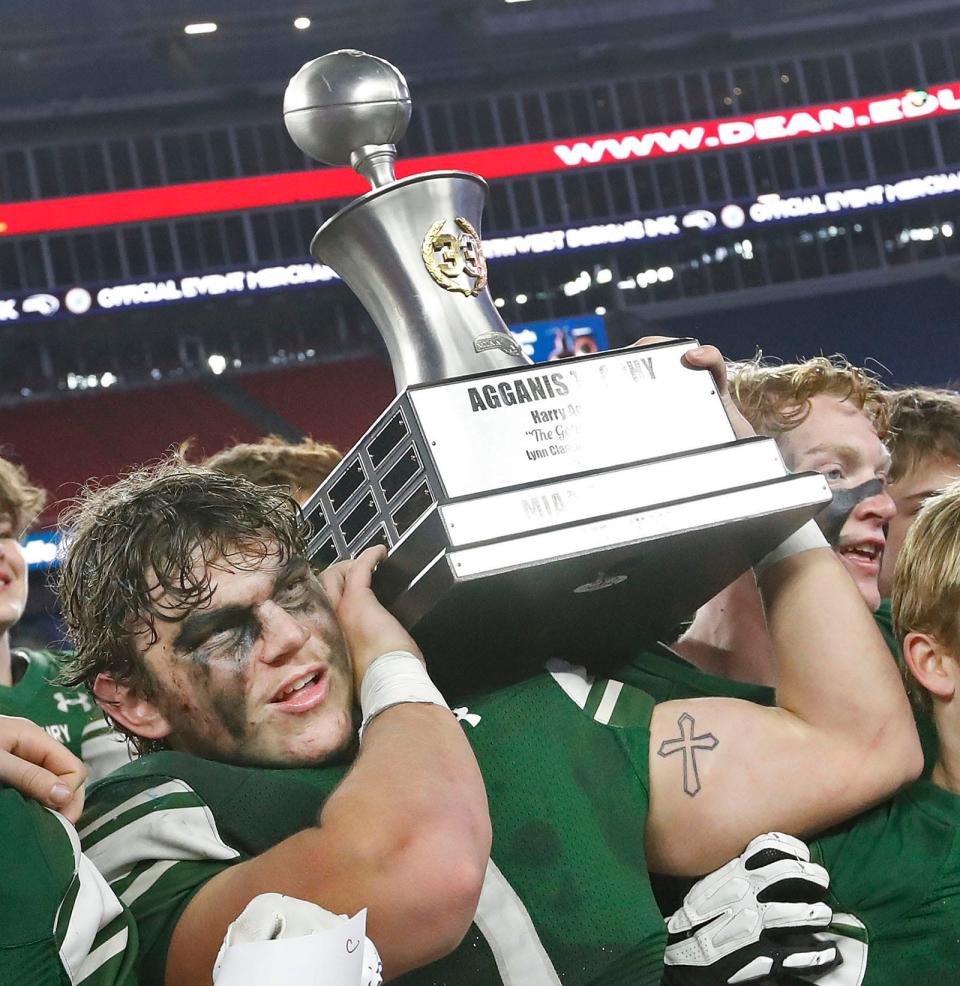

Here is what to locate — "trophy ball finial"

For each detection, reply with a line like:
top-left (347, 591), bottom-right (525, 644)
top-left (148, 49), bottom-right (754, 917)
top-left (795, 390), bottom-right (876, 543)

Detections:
top-left (284, 50), bottom-right (412, 188)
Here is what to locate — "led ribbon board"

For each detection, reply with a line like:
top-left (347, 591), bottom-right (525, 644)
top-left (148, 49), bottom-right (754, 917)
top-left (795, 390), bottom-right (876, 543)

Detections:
top-left (1, 83), bottom-right (958, 237)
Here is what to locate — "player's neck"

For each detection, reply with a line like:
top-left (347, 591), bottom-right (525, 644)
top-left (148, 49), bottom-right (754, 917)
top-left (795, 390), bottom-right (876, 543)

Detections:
top-left (0, 633), bottom-right (12, 687)
top-left (673, 571), bottom-right (775, 687)
top-left (931, 701), bottom-right (960, 795)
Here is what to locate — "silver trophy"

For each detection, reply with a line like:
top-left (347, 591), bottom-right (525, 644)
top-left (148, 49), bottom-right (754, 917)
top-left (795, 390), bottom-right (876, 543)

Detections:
top-left (284, 51), bottom-right (830, 695)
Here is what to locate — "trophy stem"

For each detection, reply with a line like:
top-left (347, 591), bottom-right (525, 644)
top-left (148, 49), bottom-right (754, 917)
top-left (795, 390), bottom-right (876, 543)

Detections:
top-left (350, 144), bottom-right (399, 189)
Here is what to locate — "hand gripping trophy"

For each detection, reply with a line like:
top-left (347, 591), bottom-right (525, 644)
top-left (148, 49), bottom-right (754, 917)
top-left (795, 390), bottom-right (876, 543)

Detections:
top-left (284, 50), bottom-right (829, 695)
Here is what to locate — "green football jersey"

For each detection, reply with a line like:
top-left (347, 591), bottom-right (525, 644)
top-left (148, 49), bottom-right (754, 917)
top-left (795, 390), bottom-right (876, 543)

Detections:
top-left (620, 646), bottom-right (957, 984)
top-left (619, 602), bottom-right (907, 707)
top-left (809, 780), bottom-right (960, 986)
top-left (872, 599), bottom-right (901, 662)
top-left (616, 644), bottom-right (774, 706)
top-left (874, 600), bottom-right (938, 772)
top-left (0, 788), bottom-right (139, 986)
top-left (81, 667), bottom-right (664, 986)
top-left (1, 649), bottom-right (130, 781)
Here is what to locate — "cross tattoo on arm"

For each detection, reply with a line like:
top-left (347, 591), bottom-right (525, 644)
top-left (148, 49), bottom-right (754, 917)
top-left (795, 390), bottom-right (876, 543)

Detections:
top-left (657, 712), bottom-right (719, 797)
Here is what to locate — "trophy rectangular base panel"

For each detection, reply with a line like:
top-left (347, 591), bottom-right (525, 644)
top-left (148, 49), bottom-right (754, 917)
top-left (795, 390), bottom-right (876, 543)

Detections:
top-left (382, 475), bottom-right (826, 700)
top-left (302, 339), bottom-right (737, 563)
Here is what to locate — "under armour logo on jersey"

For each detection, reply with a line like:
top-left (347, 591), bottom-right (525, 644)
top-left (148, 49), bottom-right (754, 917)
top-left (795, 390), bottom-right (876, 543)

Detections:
top-left (53, 691), bottom-right (92, 713)
top-left (453, 707), bottom-right (482, 727)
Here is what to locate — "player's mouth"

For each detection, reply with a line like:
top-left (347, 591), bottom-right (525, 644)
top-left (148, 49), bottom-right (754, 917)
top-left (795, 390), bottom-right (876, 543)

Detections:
top-left (837, 539), bottom-right (884, 574)
top-left (269, 666), bottom-right (330, 712)
top-left (0, 572), bottom-right (13, 591)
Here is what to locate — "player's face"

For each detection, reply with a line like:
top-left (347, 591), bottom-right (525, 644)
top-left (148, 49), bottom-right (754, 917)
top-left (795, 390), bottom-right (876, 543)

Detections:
top-left (879, 455), bottom-right (960, 598)
top-left (777, 395), bottom-right (895, 612)
top-left (139, 548), bottom-right (354, 767)
top-left (0, 515), bottom-right (28, 635)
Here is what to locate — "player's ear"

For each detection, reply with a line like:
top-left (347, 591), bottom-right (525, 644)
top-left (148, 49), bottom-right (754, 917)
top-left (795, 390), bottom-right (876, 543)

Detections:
top-left (902, 631), bottom-right (956, 702)
top-left (92, 673), bottom-right (172, 740)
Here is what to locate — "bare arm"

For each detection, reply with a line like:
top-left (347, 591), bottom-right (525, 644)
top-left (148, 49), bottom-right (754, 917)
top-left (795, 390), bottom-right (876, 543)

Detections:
top-left (166, 548), bottom-right (491, 985)
top-left (644, 343), bottom-right (922, 875)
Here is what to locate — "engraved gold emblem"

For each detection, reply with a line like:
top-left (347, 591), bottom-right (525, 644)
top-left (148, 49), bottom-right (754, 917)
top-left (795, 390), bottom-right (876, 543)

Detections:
top-left (422, 217), bottom-right (488, 297)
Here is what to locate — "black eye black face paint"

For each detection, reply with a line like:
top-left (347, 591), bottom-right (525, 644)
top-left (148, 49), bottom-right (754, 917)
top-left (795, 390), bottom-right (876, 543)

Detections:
top-left (815, 477), bottom-right (886, 546)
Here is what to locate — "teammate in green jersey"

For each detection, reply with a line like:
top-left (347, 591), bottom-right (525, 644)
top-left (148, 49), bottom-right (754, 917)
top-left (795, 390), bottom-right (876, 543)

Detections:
top-left (0, 456), bottom-right (129, 779)
top-left (608, 357), bottom-right (939, 979)
top-left (80, 667), bottom-right (665, 986)
top-left (876, 386), bottom-right (959, 769)
top-left (622, 379), bottom-right (959, 767)
top-left (0, 713), bottom-right (139, 985)
top-left (676, 480), bottom-right (960, 985)
top-left (60, 343), bottom-right (920, 986)
top-left (875, 387), bottom-right (960, 669)
top-left (814, 476), bottom-right (960, 984)
top-left (649, 354), bottom-right (896, 689)
top-left (2, 646), bottom-right (131, 779)
top-left (0, 453), bottom-right (136, 983)
top-left (878, 386), bottom-right (960, 606)
top-left (61, 470), bottom-right (491, 985)
top-left (616, 354), bottom-right (905, 752)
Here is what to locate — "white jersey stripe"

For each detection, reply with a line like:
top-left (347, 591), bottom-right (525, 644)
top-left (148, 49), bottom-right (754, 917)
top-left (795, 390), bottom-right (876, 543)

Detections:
top-left (119, 859), bottom-right (179, 905)
top-left (50, 811), bottom-right (124, 984)
top-left (81, 730), bottom-right (133, 784)
top-left (593, 679), bottom-right (624, 725)
top-left (545, 658), bottom-right (592, 709)
top-left (76, 929), bottom-right (129, 985)
top-left (85, 803), bottom-right (240, 884)
top-left (473, 860), bottom-right (562, 986)
top-left (79, 780), bottom-right (191, 839)
top-left (82, 718), bottom-right (112, 736)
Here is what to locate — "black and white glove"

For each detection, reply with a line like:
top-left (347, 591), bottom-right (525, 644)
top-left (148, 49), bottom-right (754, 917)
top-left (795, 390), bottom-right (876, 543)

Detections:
top-left (662, 832), bottom-right (840, 985)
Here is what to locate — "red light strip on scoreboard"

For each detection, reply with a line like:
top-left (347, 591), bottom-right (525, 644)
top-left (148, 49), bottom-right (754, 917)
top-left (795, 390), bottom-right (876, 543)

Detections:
top-left (1, 83), bottom-right (959, 237)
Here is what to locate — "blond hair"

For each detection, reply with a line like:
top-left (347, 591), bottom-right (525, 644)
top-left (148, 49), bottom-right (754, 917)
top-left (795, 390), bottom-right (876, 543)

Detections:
top-left (204, 436), bottom-right (341, 502)
top-left (0, 455), bottom-right (47, 537)
top-left (729, 356), bottom-right (889, 439)
top-left (892, 480), bottom-right (960, 711)
top-left (884, 387), bottom-right (960, 484)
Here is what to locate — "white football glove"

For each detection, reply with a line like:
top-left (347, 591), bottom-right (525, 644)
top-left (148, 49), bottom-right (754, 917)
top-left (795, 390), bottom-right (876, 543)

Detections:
top-left (213, 893), bottom-right (383, 986)
top-left (662, 832), bottom-right (840, 984)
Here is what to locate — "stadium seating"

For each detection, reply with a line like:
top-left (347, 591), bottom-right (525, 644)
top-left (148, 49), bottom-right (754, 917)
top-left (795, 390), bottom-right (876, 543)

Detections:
top-left (238, 357), bottom-right (396, 454)
top-left (5, 357), bottom-right (396, 526)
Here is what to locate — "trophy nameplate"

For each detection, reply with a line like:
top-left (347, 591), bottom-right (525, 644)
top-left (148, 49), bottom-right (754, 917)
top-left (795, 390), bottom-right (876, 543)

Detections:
top-left (284, 51), bottom-right (831, 696)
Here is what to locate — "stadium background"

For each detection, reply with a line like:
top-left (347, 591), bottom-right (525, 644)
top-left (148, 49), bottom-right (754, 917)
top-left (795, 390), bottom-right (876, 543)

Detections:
top-left (3, 0), bottom-right (959, 641)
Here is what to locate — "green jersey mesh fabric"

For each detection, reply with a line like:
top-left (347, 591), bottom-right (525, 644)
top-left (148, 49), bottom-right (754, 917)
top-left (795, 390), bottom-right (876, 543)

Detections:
top-left (812, 779), bottom-right (960, 985)
top-left (1, 649), bottom-right (129, 780)
top-left (0, 789), bottom-right (139, 986)
top-left (81, 668), bottom-right (664, 986)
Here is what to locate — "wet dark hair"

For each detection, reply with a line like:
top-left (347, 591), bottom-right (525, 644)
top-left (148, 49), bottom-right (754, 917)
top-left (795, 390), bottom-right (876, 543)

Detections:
top-left (56, 455), bottom-right (307, 750)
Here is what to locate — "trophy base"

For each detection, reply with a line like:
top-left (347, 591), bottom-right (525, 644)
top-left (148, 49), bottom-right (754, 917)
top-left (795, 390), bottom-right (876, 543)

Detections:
top-left (301, 340), bottom-right (832, 697)
top-left (372, 471), bottom-right (827, 699)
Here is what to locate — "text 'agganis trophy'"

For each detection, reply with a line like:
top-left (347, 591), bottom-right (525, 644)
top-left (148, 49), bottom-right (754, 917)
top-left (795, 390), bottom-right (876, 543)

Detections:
top-left (284, 50), bottom-right (830, 696)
